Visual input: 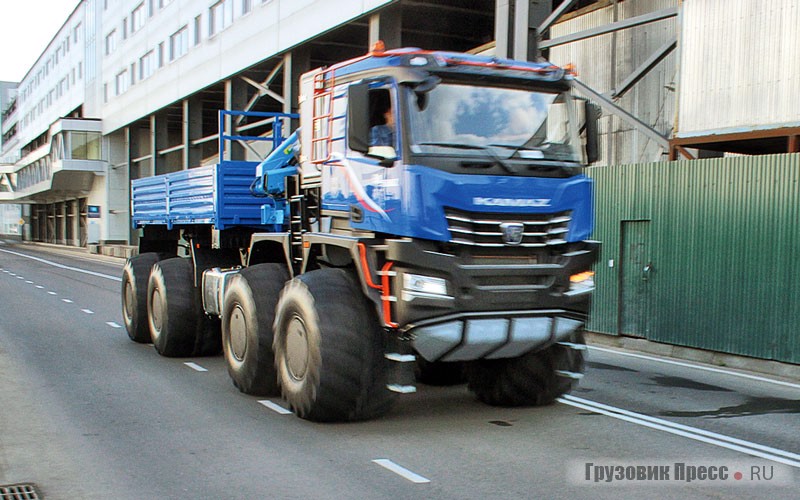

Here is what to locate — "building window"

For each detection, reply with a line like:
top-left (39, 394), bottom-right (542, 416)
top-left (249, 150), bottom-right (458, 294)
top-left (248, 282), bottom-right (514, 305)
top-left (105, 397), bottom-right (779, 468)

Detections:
top-left (242, 0), bottom-right (252, 15)
top-left (209, 0), bottom-right (233, 36)
top-left (70, 132), bottom-right (102, 160)
top-left (105, 30), bottom-right (117, 55)
top-left (159, 0), bottom-right (173, 7)
top-left (132, 3), bottom-right (145, 33)
top-left (169, 26), bottom-right (188, 61)
top-left (194, 15), bottom-right (202, 46)
top-left (122, 18), bottom-right (128, 39)
top-left (115, 69), bottom-right (129, 95)
top-left (139, 50), bottom-right (155, 80)
top-left (73, 23), bottom-right (81, 43)
top-left (157, 42), bottom-right (165, 67)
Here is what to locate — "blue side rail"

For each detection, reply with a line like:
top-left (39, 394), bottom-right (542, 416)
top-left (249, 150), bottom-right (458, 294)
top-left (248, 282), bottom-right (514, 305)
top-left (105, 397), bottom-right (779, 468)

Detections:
top-left (131, 110), bottom-right (298, 230)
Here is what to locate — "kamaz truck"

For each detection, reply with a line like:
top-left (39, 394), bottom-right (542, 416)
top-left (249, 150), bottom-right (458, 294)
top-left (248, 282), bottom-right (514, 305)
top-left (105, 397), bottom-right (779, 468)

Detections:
top-left (121, 45), bottom-right (600, 422)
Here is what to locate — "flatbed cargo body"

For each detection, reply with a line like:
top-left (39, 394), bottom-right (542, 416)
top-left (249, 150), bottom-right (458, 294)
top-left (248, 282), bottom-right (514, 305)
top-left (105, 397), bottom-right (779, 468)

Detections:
top-left (131, 160), bottom-right (264, 230)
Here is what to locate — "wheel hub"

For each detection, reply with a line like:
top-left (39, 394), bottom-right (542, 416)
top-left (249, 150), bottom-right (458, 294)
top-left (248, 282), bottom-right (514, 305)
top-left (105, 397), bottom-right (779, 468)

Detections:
top-left (229, 305), bottom-right (248, 361)
top-left (151, 288), bottom-right (163, 333)
top-left (123, 281), bottom-right (135, 321)
top-left (285, 315), bottom-right (309, 381)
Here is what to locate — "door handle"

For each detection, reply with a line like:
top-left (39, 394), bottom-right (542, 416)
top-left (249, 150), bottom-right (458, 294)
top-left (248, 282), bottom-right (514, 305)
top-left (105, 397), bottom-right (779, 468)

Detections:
top-left (642, 263), bottom-right (653, 281)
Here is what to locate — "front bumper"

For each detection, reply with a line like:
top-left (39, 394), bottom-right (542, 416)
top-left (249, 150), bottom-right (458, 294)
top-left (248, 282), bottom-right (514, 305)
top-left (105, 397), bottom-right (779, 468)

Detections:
top-left (384, 238), bottom-right (599, 361)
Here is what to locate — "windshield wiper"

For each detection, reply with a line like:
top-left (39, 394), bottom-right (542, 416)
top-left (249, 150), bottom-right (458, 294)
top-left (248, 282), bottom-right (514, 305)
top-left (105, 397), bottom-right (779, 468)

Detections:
top-left (416, 142), bottom-right (515, 174)
top-left (489, 142), bottom-right (579, 163)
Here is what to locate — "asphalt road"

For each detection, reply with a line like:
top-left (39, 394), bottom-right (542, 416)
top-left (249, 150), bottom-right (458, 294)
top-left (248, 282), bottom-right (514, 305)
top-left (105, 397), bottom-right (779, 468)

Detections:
top-left (0, 243), bottom-right (798, 499)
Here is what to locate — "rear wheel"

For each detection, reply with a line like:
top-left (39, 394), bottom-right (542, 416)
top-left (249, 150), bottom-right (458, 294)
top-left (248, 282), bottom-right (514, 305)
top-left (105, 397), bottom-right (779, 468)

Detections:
top-left (147, 258), bottom-right (204, 357)
top-left (121, 252), bottom-right (160, 343)
top-left (273, 269), bottom-right (397, 422)
top-left (221, 264), bottom-right (289, 395)
top-left (466, 329), bottom-right (586, 406)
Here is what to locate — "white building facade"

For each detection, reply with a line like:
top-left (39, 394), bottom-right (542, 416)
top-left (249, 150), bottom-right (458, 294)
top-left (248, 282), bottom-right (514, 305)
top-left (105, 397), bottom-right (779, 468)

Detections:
top-left (3, 0), bottom-right (796, 248)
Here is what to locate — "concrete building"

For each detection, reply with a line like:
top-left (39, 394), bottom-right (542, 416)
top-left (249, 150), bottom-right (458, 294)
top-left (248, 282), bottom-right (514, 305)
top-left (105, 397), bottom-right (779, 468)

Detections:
top-left (0, 0), bottom-right (797, 249)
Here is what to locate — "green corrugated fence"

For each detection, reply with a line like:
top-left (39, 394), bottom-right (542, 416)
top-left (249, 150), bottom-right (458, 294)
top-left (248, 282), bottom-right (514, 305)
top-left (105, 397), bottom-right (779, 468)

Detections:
top-left (587, 153), bottom-right (799, 364)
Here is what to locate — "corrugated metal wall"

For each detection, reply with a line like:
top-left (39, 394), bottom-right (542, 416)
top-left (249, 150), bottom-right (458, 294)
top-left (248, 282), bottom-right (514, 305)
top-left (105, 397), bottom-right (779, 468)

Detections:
top-left (678, 0), bottom-right (800, 137)
top-left (550, 0), bottom-right (678, 166)
top-left (588, 153), bottom-right (800, 364)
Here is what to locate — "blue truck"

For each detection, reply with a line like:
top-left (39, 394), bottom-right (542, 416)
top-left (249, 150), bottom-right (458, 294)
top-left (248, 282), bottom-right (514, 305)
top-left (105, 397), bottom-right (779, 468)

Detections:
top-left (121, 45), bottom-right (600, 422)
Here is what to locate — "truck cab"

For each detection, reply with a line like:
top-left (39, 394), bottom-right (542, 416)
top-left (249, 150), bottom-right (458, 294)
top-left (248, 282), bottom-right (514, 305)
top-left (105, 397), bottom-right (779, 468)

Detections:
top-left (296, 47), bottom-right (598, 364)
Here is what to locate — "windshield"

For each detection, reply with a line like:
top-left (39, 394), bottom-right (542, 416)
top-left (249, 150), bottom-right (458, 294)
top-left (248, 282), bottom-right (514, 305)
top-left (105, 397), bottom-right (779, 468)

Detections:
top-left (407, 83), bottom-right (579, 162)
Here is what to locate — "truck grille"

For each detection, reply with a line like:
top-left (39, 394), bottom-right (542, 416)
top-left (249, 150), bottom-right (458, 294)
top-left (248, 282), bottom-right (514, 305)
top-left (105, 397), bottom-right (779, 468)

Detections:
top-left (445, 208), bottom-right (571, 248)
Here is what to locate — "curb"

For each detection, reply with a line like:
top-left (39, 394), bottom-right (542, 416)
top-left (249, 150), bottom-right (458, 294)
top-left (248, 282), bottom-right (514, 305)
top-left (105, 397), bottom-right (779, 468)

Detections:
top-left (585, 331), bottom-right (800, 383)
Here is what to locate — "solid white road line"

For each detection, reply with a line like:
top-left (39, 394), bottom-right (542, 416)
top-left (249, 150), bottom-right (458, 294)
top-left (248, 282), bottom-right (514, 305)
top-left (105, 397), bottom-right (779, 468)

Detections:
top-left (258, 400), bottom-right (293, 415)
top-left (0, 248), bottom-right (121, 282)
top-left (106, 322), bottom-right (122, 328)
top-left (184, 362), bottom-right (208, 372)
top-left (588, 345), bottom-right (800, 390)
top-left (562, 394), bottom-right (800, 462)
top-left (372, 459), bottom-right (431, 484)
top-left (558, 395), bottom-right (800, 468)
top-left (82, 309), bottom-right (94, 314)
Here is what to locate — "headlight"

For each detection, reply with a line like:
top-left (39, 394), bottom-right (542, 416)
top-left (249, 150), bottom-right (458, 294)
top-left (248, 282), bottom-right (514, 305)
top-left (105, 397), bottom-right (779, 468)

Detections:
top-left (403, 273), bottom-right (449, 296)
top-left (567, 270), bottom-right (595, 295)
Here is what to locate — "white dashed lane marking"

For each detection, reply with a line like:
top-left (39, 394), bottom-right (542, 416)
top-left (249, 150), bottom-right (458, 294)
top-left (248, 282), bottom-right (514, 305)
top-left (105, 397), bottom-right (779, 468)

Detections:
top-left (372, 459), bottom-right (430, 484)
top-left (62, 299), bottom-right (73, 303)
top-left (258, 400), bottom-right (292, 415)
top-left (106, 322), bottom-right (122, 329)
top-left (184, 362), bottom-right (208, 372)
top-left (47, 291), bottom-right (57, 295)
top-left (25, 280), bottom-right (33, 284)
top-left (35, 285), bottom-right (44, 289)
top-left (82, 309), bottom-right (94, 314)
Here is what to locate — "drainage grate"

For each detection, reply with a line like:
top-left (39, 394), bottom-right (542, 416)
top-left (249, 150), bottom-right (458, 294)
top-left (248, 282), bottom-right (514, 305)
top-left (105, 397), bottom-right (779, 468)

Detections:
top-left (0, 484), bottom-right (40, 500)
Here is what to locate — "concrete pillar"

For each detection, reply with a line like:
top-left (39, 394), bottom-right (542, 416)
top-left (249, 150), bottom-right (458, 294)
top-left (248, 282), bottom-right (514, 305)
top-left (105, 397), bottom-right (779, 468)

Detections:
top-left (284, 49), bottom-right (310, 132)
top-left (183, 97), bottom-right (203, 168)
top-left (369, 3), bottom-right (402, 49)
top-left (71, 199), bottom-right (80, 246)
top-left (496, 1), bottom-right (552, 61)
top-left (151, 112), bottom-right (170, 174)
top-left (224, 79), bottom-right (248, 161)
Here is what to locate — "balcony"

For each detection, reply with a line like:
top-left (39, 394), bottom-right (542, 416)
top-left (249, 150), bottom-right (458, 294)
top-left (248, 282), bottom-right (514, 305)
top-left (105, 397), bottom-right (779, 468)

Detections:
top-left (2, 118), bottom-right (105, 202)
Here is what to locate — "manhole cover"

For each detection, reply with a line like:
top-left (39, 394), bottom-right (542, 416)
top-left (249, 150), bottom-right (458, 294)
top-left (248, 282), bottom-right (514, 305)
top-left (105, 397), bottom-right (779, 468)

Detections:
top-left (0, 484), bottom-right (40, 500)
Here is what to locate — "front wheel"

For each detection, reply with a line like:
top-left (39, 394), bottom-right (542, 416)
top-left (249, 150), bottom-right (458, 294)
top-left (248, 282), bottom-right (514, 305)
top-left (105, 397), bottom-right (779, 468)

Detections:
top-left (221, 264), bottom-right (289, 396)
top-left (273, 269), bottom-right (397, 422)
top-left (466, 329), bottom-right (586, 406)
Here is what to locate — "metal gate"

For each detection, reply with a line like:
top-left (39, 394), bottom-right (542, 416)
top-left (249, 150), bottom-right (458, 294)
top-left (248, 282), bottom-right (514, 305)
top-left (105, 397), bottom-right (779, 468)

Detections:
top-left (588, 153), bottom-right (800, 364)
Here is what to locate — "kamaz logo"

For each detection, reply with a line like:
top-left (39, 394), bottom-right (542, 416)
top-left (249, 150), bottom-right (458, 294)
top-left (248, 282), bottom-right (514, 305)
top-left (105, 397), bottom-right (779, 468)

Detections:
top-left (500, 222), bottom-right (525, 245)
top-left (473, 197), bottom-right (551, 207)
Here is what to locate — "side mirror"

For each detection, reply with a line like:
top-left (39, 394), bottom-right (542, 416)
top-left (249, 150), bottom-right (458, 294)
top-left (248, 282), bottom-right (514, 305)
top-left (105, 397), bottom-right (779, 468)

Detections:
top-left (347, 82), bottom-right (371, 154)
top-left (367, 146), bottom-right (397, 167)
top-left (584, 101), bottom-right (601, 164)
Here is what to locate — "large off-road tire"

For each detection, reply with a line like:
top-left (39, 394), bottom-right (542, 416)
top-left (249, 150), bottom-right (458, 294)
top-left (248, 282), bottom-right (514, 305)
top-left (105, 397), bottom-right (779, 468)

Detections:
top-left (273, 269), bottom-right (397, 422)
top-left (121, 252), bottom-right (161, 343)
top-left (466, 329), bottom-right (586, 406)
top-left (414, 358), bottom-right (467, 386)
top-left (147, 257), bottom-right (204, 357)
top-left (221, 264), bottom-right (289, 396)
